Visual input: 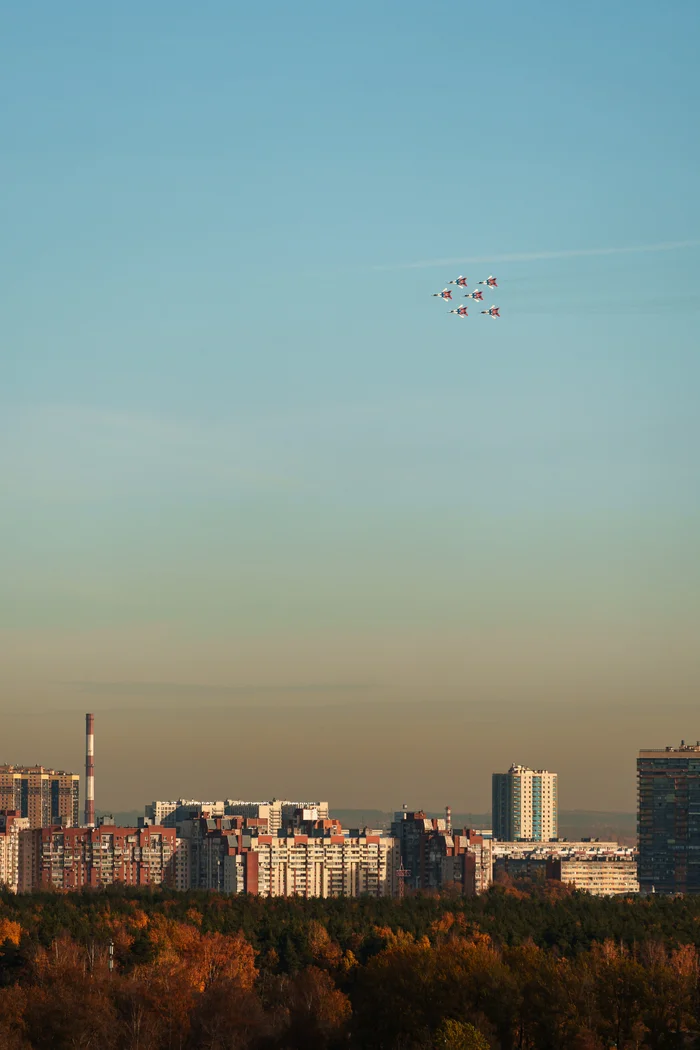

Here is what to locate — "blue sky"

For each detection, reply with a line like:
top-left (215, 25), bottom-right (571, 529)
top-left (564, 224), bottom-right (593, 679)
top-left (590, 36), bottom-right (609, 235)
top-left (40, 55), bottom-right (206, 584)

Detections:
top-left (2, 1), bottom-right (699, 809)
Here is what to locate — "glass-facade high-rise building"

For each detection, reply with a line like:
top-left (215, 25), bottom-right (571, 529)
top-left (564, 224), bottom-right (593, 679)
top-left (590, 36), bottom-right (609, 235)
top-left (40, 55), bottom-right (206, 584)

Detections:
top-left (492, 765), bottom-right (558, 842)
top-left (638, 743), bottom-right (700, 894)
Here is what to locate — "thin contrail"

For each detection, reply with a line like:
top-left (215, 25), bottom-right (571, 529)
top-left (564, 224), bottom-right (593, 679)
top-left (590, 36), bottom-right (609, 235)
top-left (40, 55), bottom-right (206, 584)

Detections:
top-left (374, 239), bottom-right (700, 271)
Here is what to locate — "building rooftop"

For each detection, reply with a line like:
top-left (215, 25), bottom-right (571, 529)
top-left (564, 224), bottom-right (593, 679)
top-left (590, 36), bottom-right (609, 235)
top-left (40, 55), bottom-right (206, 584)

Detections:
top-left (504, 765), bottom-right (556, 775)
top-left (0, 765), bottom-right (79, 776)
top-left (639, 741), bottom-right (700, 756)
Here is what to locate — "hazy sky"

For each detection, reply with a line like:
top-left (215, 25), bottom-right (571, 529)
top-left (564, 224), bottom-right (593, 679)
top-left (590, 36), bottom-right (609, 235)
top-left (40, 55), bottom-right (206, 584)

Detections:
top-left (2, 2), bottom-right (699, 815)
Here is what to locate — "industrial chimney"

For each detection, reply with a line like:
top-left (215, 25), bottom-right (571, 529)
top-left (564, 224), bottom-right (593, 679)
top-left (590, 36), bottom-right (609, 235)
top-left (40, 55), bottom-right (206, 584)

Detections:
top-left (85, 713), bottom-right (95, 827)
top-left (445, 805), bottom-right (452, 833)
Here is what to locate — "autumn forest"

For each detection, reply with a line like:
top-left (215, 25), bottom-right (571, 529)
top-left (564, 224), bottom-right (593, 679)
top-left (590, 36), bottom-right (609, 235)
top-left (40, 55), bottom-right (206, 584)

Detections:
top-left (2, 882), bottom-right (700, 1049)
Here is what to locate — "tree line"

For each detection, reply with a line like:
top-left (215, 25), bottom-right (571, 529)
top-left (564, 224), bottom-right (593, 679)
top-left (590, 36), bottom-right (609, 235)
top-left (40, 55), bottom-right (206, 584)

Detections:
top-left (1, 880), bottom-right (700, 1048)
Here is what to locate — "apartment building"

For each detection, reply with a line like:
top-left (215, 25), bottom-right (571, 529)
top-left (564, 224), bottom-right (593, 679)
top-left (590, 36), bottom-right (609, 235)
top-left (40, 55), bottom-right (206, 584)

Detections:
top-left (422, 829), bottom-right (493, 895)
top-left (492, 842), bottom-right (638, 895)
top-left (492, 765), bottom-right (558, 841)
top-left (18, 823), bottom-right (176, 891)
top-left (638, 743), bottom-right (700, 894)
top-left (0, 766), bottom-right (80, 829)
top-left (178, 814), bottom-right (397, 897)
top-left (248, 831), bottom-right (395, 897)
top-left (491, 839), bottom-right (618, 858)
top-left (547, 852), bottom-right (639, 896)
top-left (0, 812), bottom-right (30, 893)
top-left (390, 810), bottom-right (492, 894)
top-left (145, 799), bottom-right (329, 834)
top-left (171, 837), bottom-right (191, 891)
top-left (494, 853), bottom-right (549, 881)
top-left (391, 810), bottom-right (455, 891)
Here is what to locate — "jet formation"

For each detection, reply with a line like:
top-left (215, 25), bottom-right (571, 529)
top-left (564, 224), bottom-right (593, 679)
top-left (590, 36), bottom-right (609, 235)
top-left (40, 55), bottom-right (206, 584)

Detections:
top-left (432, 274), bottom-right (500, 319)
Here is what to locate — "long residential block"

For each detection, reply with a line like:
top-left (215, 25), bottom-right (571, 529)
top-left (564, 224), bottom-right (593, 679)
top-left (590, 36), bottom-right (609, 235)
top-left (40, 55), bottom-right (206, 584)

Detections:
top-left (179, 815), bottom-right (398, 897)
top-left (145, 798), bottom-right (329, 833)
top-left (18, 824), bottom-right (176, 891)
top-left (547, 853), bottom-right (639, 896)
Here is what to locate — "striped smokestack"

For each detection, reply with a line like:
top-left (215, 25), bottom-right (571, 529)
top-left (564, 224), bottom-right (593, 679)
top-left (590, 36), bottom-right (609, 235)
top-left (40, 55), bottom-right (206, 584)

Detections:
top-left (85, 713), bottom-right (95, 827)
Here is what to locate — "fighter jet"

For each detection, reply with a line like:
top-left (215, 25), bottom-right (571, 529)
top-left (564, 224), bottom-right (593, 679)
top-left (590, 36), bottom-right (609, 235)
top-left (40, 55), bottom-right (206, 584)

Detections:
top-left (481, 306), bottom-right (500, 318)
top-left (478, 276), bottom-right (498, 288)
top-left (448, 275), bottom-right (468, 288)
top-left (449, 305), bottom-right (469, 318)
top-left (432, 288), bottom-right (453, 301)
top-left (463, 290), bottom-right (484, 301)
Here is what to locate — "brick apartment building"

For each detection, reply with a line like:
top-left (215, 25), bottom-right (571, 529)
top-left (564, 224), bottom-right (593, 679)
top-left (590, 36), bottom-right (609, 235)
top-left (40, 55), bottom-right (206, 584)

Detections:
top-left (18, 824), bottom-right (176, 891)
top-left (391, 810), bottom-right (492, 894)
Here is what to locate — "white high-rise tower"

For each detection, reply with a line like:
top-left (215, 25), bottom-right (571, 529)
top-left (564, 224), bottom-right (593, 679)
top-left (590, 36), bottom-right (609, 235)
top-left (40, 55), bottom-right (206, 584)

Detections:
top-left (492, 765), bottom-right (558, 842)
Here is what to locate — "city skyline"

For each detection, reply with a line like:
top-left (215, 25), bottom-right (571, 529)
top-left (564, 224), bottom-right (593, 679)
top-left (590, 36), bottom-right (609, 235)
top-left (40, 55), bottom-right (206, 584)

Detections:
top-left (3, 2), bottom-right (699, 813)
top-left (3, 719), bottom-right (697, 899)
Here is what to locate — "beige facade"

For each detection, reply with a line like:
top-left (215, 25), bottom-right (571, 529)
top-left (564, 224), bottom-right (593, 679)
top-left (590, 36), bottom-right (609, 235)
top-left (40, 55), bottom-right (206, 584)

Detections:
top-left (549, 853), bottom-right (639, 896)
top-left (459, 833), bottom-right (493, 893)
top-left (0, 766), bottom-right (80, 829)
top-left (492, 840), bottom-right (619, 858)
top-left (182, 816), bottom-right (397, 897)
top-left (0, 812), bottom-right (30, 893)
top-left (146, 799), bottom-right (329, 834)
top-left (248, 833), bottom-right (397, 898)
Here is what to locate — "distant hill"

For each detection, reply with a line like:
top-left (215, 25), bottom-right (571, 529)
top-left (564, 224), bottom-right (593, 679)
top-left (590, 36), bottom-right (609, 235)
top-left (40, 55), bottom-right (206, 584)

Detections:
top-left (334, 809), bottom-right (637, 845)
top-left (555, 810), bottom-right (637, 845)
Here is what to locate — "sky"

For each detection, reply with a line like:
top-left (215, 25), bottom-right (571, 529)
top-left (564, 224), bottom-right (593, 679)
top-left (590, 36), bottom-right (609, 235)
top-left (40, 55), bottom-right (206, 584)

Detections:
top-left (2, 1), bottom-right (699, 815)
